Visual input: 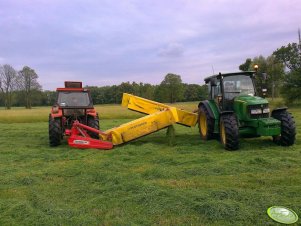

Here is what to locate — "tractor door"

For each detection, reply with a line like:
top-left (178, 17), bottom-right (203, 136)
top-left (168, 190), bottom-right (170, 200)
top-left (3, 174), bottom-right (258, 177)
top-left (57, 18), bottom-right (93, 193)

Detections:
top-left (208, 78), bottom-right (222, 110)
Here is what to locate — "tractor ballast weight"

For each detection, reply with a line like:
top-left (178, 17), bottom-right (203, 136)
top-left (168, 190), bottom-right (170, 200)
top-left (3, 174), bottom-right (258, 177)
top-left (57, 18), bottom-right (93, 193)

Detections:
top-left (198, 71), bottom-right (296, 150)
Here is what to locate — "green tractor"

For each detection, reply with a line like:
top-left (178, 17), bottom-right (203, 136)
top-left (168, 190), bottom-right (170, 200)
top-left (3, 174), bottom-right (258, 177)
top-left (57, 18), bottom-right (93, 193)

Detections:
top-left (198, 71), bottom-right (296, 150)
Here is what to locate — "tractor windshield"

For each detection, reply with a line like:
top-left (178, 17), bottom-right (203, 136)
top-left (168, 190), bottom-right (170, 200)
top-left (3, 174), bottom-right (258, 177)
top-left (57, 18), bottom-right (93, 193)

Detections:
top-left (57, 91), bottom-right (92, 107)
top-left (223, 75), bottom-right (255, 100)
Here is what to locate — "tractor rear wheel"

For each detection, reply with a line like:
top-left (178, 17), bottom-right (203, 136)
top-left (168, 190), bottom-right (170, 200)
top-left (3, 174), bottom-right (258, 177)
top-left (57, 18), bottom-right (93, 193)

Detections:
top-left (49, 115), bottom-right (62, 147)
top-left (272, 110), bottom-right (296, 146)
top-left (219, 114), bottom-right (239, 150)
top-left (87, 115), bottom-right (100, 139)
top-left (198, 105), bottom-right (214, 140)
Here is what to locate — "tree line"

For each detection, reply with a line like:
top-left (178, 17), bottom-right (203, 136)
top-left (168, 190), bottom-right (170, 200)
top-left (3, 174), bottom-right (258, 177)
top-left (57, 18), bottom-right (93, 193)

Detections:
top-left (0, 67), bottom-right (207, 108)
top-left (87, 74), bottom-right (208, 105)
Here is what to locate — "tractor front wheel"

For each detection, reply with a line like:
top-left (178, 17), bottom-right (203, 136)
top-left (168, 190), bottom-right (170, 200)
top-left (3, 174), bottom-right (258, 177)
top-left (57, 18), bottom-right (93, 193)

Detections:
top-left (49, 115), bottom-right (62, 147)
top-left (198, 105), bottom-right (214, 140)
top-left (272, 110), bottom-right (296, 146)
top-left (87, 115), bottom-right (100, 139)
top-left (219, 114), bottom-right (239, 150)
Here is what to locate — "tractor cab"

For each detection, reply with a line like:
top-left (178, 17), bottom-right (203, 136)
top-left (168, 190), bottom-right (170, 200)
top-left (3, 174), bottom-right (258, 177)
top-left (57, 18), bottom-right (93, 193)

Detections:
top-left (205, 71), bottom-right (257, 111)
top-left (56, 81), bottom-right (93, 109)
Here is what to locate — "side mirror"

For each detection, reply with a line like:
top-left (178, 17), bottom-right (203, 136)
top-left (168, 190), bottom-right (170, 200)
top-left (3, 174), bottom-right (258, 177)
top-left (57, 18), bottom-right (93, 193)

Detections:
top-left (210, 78), bottom-right (217, 86)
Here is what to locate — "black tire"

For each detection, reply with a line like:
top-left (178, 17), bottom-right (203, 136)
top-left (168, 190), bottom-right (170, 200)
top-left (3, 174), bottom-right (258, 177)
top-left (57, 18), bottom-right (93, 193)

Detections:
top-left (272, 110), bottom-right (296, 146)
top-left (219, 114), bottom-right (239, 150)
top-left (87, 115), bottom-right (100, 139)
top-left (49, 115), bottom-right (62, 147)
top-left (198, 105), bottom-right (214, 140)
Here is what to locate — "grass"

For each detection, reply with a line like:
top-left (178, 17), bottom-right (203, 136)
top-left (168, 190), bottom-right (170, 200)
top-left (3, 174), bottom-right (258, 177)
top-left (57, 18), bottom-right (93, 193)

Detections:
top-left (0, 101), bottom-right (301, 225)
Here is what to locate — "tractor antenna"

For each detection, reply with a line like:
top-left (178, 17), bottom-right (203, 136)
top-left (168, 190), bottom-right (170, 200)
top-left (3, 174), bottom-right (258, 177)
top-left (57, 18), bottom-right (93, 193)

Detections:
top-left (298, 28), bottom-right (301, 46)
top-left (211, 65), bottom-right (215, 75)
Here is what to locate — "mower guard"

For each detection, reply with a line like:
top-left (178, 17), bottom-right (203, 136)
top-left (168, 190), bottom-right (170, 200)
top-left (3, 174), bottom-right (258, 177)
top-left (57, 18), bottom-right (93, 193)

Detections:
top-left (67, 120), bottom-right (113, 150)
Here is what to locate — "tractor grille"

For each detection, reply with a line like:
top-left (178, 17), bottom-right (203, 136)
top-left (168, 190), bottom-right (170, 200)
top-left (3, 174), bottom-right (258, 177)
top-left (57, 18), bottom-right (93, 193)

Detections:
top-left (248, 104), bottom-right (269, 119)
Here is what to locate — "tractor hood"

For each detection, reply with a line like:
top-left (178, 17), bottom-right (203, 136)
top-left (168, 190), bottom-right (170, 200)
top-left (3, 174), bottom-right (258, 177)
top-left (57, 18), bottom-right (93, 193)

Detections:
top-left (234, 95), bottom-right (268, 105)
top-left (233, 95), bottom-right (269, 121)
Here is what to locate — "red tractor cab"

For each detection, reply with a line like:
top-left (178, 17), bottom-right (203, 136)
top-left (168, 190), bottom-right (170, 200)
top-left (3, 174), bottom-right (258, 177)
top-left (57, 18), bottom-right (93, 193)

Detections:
top-left (49, 81), bottom-right (99, 146)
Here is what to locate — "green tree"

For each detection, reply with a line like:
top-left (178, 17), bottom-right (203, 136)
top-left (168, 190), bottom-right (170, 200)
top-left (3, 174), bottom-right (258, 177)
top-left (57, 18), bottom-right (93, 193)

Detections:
top-left (17, 66), bottom-right (42, 109)
top-left (273, 42), bottom-right (301, 103)
top-left (140, 83), bottom-right (155, 100)
top-left (41, 90), bottom-right (56, 106)
top-left (273, 43), bottom-right (301, 71)
top-left (184, 84), bottom-right (207, 101)
top-left (117, 82), bottom-right (134, 103)
top-left (239, 58), bottom-right (252, 71)
top-left (157, 73), bottom-right (184, 103)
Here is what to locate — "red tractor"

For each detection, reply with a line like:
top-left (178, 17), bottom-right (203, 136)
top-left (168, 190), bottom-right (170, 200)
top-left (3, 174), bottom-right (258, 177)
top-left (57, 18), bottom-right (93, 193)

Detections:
top-left (49, 81), bottom-right (99, 146)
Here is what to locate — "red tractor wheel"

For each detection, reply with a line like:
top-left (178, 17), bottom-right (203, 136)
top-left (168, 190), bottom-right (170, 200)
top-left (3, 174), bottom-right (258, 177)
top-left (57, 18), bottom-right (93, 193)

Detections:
top-left (49, 115), bottom-right (62, 147)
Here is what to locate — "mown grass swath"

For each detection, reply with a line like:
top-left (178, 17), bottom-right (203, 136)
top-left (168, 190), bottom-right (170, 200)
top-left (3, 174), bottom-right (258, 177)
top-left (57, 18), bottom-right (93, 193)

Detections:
top-left (0, 101), bottom-right (300, 225)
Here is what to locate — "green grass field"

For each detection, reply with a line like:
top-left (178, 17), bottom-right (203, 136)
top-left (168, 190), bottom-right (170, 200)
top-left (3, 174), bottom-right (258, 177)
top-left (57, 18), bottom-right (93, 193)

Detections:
top-left (0, 102), bottom-right (300, 225)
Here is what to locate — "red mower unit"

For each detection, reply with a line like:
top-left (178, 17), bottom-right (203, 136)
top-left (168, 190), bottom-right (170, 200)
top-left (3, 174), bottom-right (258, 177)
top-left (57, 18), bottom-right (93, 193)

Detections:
top-left (49, 81), bottom-right (101, 147)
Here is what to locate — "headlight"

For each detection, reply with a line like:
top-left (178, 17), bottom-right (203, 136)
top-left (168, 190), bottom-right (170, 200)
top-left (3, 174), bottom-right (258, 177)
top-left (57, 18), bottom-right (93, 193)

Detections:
top-left (251, 109), bottom-right (262, 114)
top-left (263, 108), bottom-right (270, 114)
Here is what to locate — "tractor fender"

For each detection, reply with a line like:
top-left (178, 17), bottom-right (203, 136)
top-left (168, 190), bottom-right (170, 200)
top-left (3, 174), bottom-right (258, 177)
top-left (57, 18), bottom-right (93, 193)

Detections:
top-left (87, 109), bottom-right (98, 118)
top-left (50, 110), bottom-right (63, 119)
top-left (271, 107), bottom-right (287, 117)
top-left (198, 100), bottom-right (215, 119)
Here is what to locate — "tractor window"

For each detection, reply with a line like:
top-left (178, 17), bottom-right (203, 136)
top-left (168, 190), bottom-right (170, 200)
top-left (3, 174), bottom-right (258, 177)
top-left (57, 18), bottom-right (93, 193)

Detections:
top-left (57, 92), bottom-right (92, 107)
top-left (208, 80), bottom-right (221, 99)
top-left (211, 82), bottom-right (221, 98)
top-left (223, 75), bottom-right (255, 100)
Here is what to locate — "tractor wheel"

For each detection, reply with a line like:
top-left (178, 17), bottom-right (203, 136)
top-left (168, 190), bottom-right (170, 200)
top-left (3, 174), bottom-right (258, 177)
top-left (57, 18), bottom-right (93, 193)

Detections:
top-left (219, 114), bottom-right (239, 150)
top-left (49, 115), bottom-right (62, 147)
top-left (87, 115), bottom-right (100, 139)
top-left (198, 105), bottom-right (214, 140)
top-left (272, 110), bottom-right (296, 146)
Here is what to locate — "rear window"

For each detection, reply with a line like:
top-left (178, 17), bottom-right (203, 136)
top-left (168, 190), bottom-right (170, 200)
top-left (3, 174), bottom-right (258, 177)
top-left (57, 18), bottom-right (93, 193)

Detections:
top-left (57, 92), bottom-right (91, 107)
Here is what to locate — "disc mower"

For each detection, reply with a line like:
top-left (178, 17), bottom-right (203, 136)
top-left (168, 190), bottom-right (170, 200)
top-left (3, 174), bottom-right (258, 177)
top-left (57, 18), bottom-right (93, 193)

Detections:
top-left (198, 70), bottom-right (296, 150)
top-left (49, 83), bottom-right (198, 149)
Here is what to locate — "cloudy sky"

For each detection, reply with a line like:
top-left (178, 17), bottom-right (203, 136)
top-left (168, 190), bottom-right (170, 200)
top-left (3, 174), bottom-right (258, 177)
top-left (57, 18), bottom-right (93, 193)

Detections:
top-left (0, 0), bottom-right (300, 90)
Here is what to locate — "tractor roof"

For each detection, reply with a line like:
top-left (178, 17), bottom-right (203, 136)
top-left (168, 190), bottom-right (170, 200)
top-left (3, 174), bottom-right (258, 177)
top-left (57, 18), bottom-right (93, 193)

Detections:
top-left (204, 71), bottom-right (255, 83)
top-left (56, 81), bottom-right (86, 92)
